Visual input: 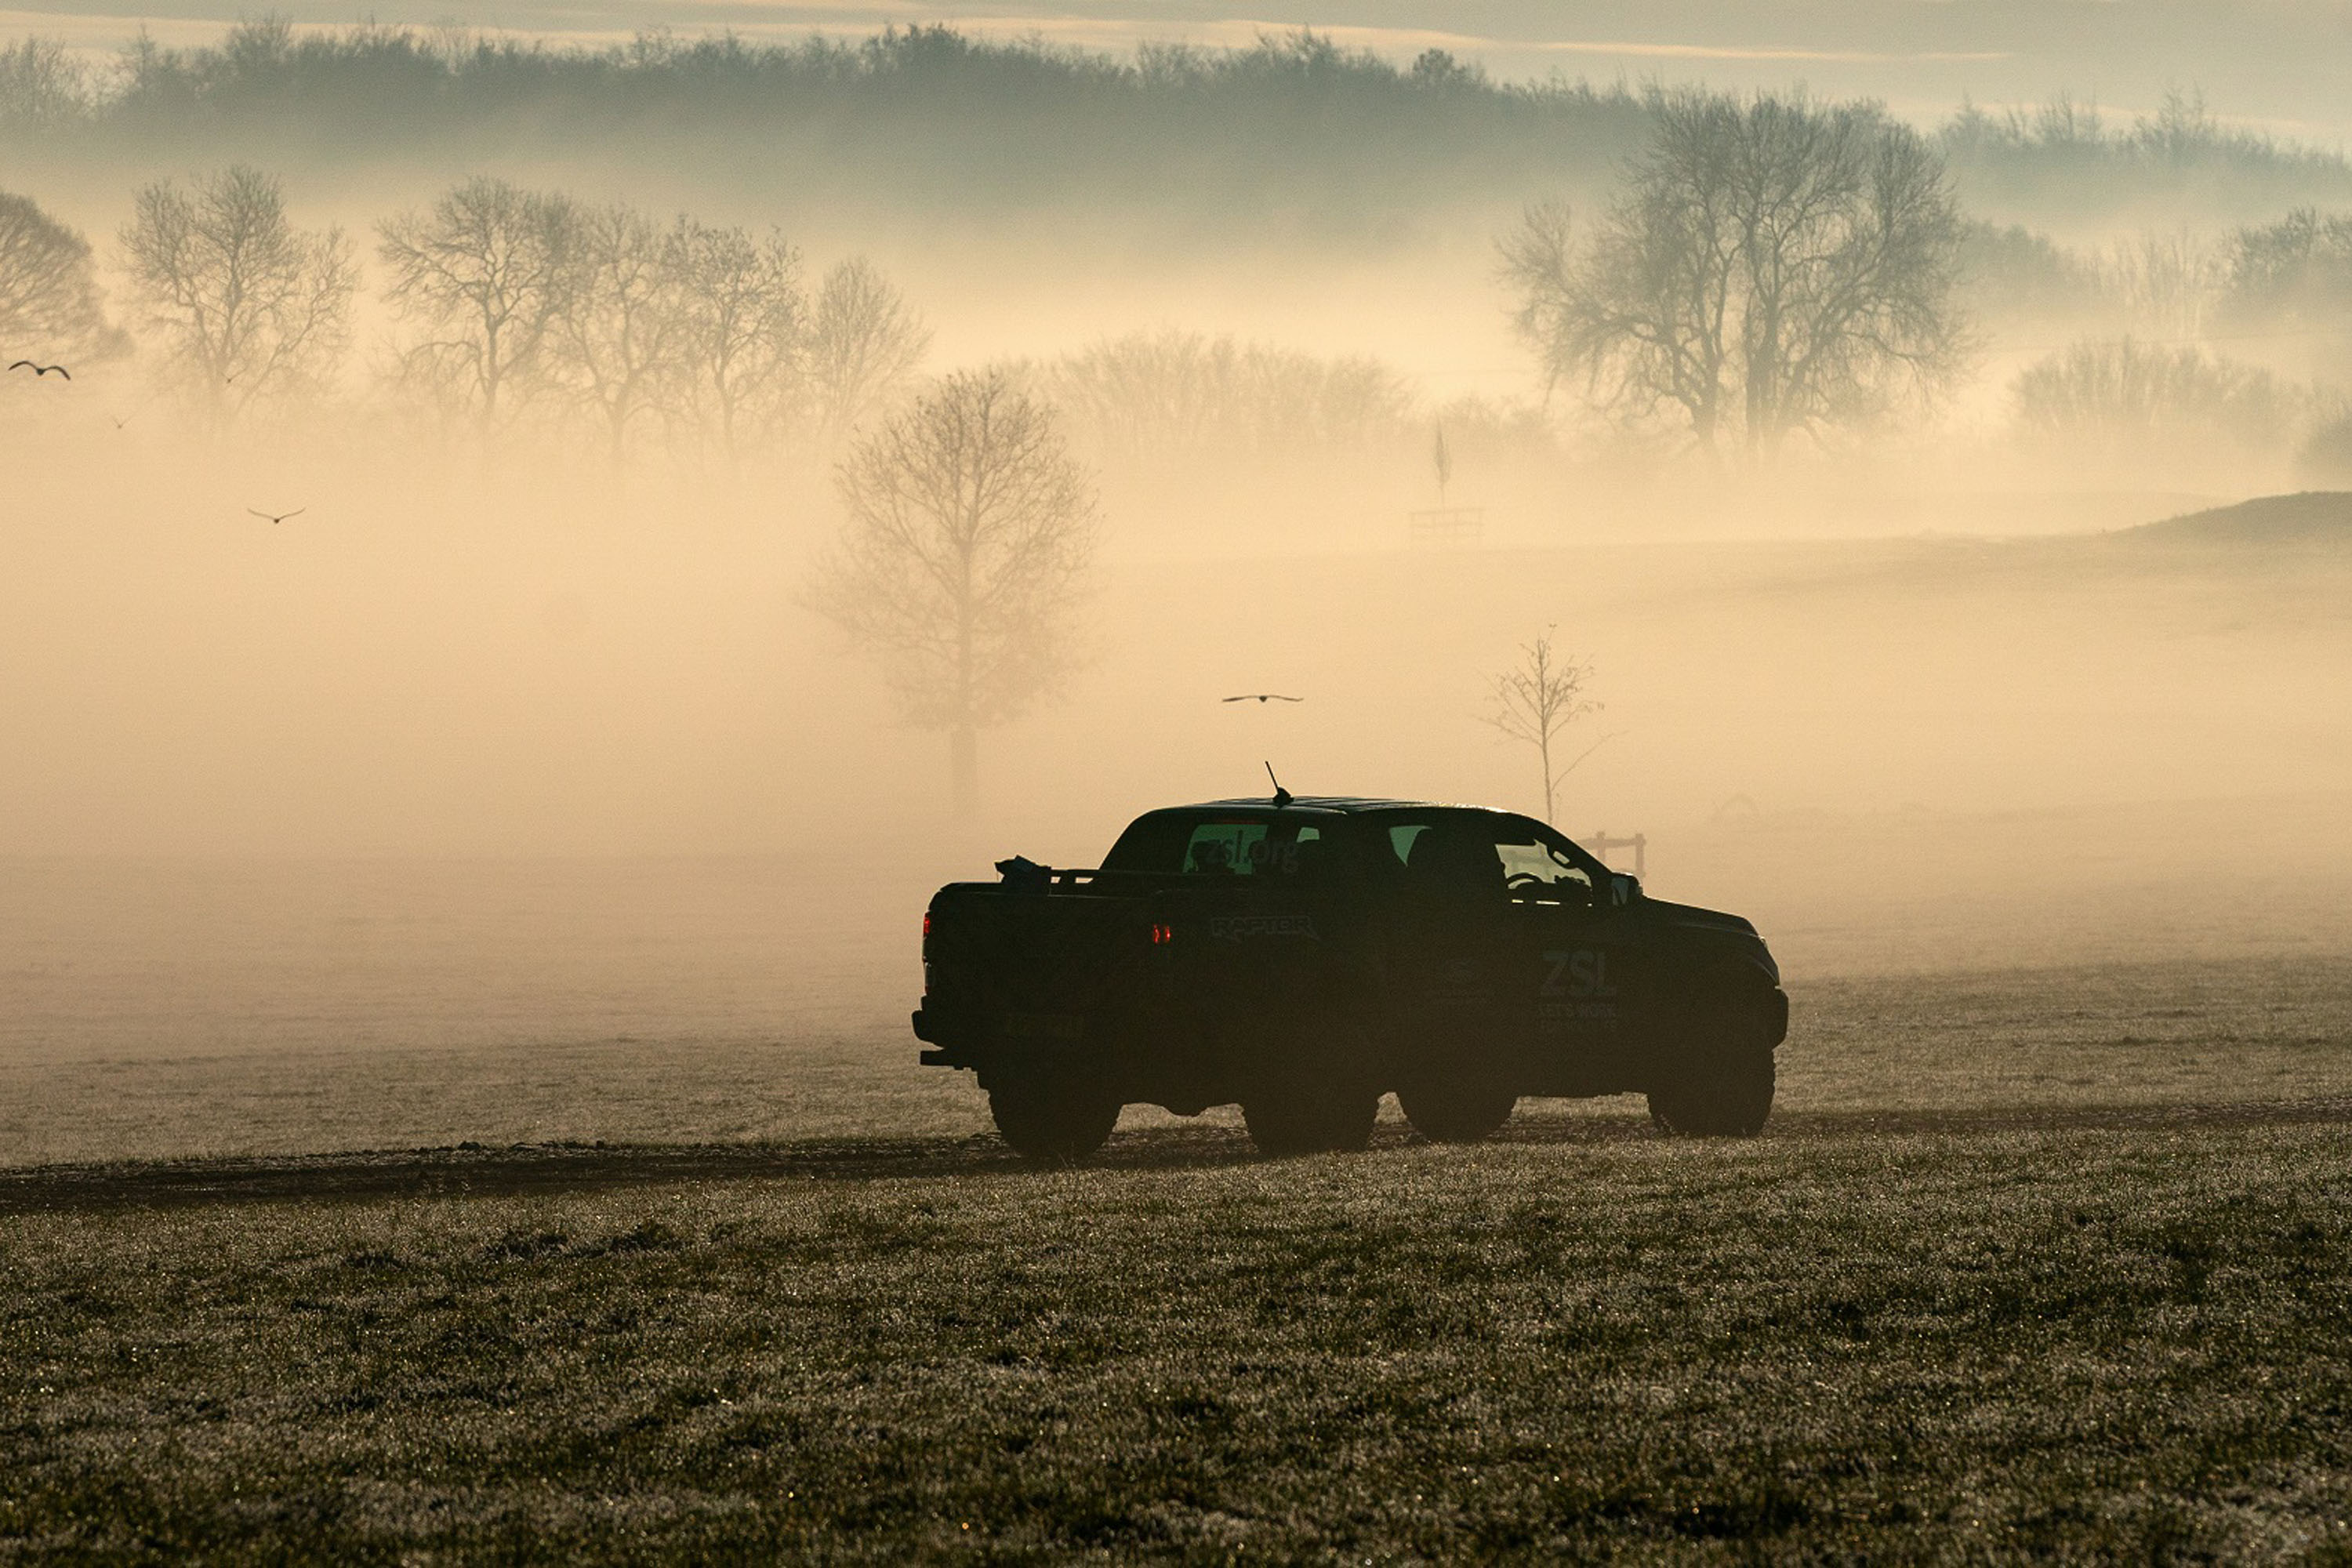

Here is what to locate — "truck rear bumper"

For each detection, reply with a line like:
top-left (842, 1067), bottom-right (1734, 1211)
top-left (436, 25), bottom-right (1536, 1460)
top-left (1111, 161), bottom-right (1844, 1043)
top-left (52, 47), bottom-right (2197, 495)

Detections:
top-left (913, 1008), bottom-right (967, 1069)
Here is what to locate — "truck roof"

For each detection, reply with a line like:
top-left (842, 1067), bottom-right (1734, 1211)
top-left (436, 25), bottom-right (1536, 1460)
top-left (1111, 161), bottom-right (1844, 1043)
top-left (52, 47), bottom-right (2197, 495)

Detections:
top-left (1172, 797), bottom-right (1499, 815)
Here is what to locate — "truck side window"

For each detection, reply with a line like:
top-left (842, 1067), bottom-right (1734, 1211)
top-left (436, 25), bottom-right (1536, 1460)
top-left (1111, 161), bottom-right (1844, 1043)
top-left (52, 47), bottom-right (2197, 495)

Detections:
top-left (1496, 840), bottom-right (1595, 904)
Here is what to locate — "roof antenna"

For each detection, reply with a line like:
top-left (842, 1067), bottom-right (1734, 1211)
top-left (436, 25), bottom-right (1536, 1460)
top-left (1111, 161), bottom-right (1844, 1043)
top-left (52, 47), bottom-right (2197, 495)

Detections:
top-left (1264, 760), bottom-right (1293, 810)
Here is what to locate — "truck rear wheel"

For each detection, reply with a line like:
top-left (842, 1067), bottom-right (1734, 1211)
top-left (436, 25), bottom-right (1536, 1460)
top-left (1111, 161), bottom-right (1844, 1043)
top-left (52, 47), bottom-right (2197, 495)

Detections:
top-left (1397, 1080), bottom-right (1518, 1144)
top-left (989, 1079), bottom-right (1121, 1163)
top-left (1243, 1083), bottom-right (1378, 1158)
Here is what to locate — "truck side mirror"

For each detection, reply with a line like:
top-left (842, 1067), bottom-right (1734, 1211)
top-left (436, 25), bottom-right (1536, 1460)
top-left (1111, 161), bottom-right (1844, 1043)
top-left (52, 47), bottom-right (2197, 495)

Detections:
top-left (1610, 873), bottom-right (1642, 908)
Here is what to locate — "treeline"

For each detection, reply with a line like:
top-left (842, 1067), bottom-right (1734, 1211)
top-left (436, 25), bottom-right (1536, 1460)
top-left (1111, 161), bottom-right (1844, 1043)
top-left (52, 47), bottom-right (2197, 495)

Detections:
top-left (1480, 83), bottom-right (2352, 482)
top-left (1029, 333), bottom-right (1419, 463)
top-left (1943, 88), bottom-right (2351, 185)
top-left (0, 165), bottom-right (931, 462)
top-left (0, 25), bottom-right (1652, 223)
top-left (4, 24), bottom-right (2347, 225)
top-left (0, 168), bottom-right (1469, 467)
top-left (1969, 208), bottom-right (2352, 481)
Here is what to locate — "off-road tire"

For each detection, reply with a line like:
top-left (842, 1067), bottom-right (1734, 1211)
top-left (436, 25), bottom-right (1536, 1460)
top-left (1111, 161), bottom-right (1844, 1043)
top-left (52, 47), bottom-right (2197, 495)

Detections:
top-left (989, 1078), bottom-right (1121, 1163)
top-left (1397, 1080), bottom-right (1518, 1144)
top-left (1243, 1082), bottom-right (1380, 1157)
top-left (1647, 1027), bottom-right (1776, 1136)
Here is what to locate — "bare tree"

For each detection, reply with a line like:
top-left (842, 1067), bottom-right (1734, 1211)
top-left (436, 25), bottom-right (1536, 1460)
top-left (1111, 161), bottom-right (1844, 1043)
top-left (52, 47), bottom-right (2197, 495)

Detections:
top-left (548, 203), bottom-right (691, 461)
top-left (377, 177), bottom-right (581, 440)
top-left (2220, 207), bottom-right (2352, 379)
top-left (0, 190), bottom-right (122, 362)
top-left (1502, 89), bottom-right (1969, 462)
top-left (2099, 228), bottom-right (2223, 341)
top-left (118, 165), bottom-right (355, 429)
top-left (2010, 336), bottom-right (2292, 479)
top-left (1043, 328), bottom-right (1232, 457)
top-left (802, 256), bottom-right (929, 441)
top-left (1040, 328), bottom-right (1416, 460)
top-left (1497, 201), bottom-right (1591, 401)
top-left (672, 220), bottom-right (801, 463)
top-left (806, 369), bottom-right (1095, 813)
top-left (1482, 630), bottom-right (1604, 824)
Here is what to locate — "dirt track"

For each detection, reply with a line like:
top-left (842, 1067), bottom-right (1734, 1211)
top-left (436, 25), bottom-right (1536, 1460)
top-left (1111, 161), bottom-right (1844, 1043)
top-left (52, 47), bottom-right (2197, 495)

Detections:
top-left (5, 1094), bottom-right (2350, 1215)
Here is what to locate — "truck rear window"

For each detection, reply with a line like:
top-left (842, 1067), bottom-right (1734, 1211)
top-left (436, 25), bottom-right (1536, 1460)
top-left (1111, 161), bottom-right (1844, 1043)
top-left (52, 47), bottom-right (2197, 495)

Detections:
top-left (1184, 822), bottom-right (1321, 875)
top-left (1101, 812), bottom-right (1327, 876)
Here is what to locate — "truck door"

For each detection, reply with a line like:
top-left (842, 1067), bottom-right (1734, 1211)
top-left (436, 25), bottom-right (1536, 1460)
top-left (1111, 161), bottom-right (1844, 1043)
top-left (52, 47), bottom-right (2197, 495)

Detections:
top-left (1164, 815), bottom-right (1361, 1083)
top-left (1493, 835), bottom-right (1620, 1055)
top-left (1378, 819), bottom-right (1519, 1073)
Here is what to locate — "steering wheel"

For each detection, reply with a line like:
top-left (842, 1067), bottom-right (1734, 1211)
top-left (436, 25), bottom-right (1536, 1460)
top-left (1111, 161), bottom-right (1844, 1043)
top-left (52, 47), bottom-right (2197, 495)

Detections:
top-left (1504, 872), bottom-right (1547, 894)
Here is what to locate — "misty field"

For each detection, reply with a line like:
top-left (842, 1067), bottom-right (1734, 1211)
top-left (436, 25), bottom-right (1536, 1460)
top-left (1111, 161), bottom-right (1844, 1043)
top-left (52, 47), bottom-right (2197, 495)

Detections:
top-left (6, 1114), bottom-right (2352, 1561)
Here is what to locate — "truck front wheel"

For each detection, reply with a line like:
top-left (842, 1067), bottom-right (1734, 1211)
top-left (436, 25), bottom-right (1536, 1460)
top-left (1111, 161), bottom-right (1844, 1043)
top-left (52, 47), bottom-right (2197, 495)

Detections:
top-left (1647, 1028), bottom-right (1776, 1137)
top-left (989, 1078), bottom-right (1121, 1163)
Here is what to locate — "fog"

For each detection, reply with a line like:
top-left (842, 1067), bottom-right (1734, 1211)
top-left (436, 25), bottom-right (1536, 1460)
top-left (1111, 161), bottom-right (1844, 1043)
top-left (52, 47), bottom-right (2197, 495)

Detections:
top-left (5, 20), bottom-right (2352, 1114)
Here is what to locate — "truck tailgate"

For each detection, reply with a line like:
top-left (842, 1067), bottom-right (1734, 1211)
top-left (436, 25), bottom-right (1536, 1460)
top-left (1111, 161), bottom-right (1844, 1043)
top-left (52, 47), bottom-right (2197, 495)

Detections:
top-left (921, 884), bottom-right (1157, 1051)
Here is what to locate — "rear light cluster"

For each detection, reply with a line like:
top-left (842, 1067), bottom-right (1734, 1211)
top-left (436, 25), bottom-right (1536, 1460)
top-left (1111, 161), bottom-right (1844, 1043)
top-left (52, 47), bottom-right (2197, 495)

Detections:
top-left (1150, 921), bottom-right (1174, 946)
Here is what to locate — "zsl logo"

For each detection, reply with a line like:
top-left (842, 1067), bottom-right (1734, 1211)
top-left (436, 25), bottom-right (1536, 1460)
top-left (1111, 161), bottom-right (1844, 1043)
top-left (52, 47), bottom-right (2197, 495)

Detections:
top-left (1541, 949), bottom-right (1617, 999)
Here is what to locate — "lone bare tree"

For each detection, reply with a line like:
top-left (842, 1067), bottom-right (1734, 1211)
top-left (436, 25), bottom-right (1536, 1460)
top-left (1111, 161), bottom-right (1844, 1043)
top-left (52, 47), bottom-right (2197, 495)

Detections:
top-left (118, 165), bottom-right (354, 428)
top-left (0, 190), bottom-right (122, 363)
top-left (807, 369), bottom-right (1095, 814)
top-left (802, 257), bottom-right (929, 442)
top-left (1482, 630), bottom-right (1603, 823)
top-left (1501, 89), bottom-right (1969, 462)
top-left (376, 176), bottom-right (581, 440)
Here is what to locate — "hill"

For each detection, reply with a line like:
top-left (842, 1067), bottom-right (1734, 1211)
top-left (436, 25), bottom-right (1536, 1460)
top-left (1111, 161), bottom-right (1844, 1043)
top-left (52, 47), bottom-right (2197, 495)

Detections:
top-left (2129, 491), bottom-right (2352, 546)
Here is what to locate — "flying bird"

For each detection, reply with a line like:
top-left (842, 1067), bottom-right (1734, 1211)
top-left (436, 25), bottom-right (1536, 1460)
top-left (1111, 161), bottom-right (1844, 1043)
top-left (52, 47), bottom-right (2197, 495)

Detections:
top-left (1223, 694), bottom-right (1304, 703)
top-left (9, 360), bottom-right (69, 379)
top-left (248, 507), bottom-right (307, 524)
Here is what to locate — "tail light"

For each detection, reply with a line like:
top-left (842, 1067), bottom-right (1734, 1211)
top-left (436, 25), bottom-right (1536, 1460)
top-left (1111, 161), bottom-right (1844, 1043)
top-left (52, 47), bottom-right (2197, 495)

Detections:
top-left (1150, 921), bottom-right (1174, 946)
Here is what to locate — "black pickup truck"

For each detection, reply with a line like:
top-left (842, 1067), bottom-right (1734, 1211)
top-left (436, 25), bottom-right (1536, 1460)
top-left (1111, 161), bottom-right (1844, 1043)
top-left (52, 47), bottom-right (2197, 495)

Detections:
top-left (914, 795), bottom-right (1788, 1160)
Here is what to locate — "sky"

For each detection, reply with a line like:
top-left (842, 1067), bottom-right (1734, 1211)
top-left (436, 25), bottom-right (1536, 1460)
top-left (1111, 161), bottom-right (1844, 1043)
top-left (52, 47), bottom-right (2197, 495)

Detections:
top-left (11, 1), bottom-right (2352, 141)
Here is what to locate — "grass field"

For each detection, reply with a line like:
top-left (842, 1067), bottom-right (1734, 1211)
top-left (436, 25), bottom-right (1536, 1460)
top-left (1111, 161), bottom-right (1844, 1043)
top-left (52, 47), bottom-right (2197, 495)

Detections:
top-left (5, 1112), bottom-right (2352, 1560)
top-left (3, 957), bottom-right (2351, 1562)
top-left (7, 855), bottom-right (2352, 1559)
